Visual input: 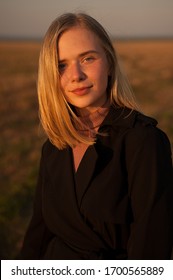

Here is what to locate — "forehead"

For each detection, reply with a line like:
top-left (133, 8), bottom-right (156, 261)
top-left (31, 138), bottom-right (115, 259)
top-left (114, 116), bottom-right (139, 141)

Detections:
top-left (58, 26), bottom-right (104, 58)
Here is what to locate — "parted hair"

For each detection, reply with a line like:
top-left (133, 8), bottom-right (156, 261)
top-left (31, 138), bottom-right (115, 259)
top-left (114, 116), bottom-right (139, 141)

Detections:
top-left (38, 13), bottom-right (139, 149)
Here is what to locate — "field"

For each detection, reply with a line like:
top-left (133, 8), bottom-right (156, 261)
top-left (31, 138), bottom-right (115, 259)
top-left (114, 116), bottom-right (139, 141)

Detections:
top-left (0, 40), bottom-right (173, 259)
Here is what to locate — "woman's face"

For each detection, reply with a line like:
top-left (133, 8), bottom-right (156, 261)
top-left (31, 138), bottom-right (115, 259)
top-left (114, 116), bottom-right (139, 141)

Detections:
top-left (58, 26), bottom-right (109, 115)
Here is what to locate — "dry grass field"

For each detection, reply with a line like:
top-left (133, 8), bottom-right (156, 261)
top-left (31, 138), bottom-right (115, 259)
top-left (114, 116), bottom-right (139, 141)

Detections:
top-left (0, 39), bottom-right (173, 259)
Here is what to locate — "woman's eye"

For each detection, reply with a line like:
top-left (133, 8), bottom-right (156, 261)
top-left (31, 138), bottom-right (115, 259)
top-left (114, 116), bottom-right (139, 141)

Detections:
top-left (58, 63), bottom-right (66, 73)
top-left (83, 56), bottom-right (95, 63)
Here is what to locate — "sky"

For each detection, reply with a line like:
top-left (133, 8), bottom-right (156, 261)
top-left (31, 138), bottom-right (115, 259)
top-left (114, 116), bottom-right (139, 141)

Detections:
top-left (0, 0), bottom-right (173, 39)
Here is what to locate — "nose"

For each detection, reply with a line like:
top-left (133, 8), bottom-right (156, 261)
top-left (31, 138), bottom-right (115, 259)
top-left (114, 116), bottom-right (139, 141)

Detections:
top-left (69, 62), bottom-right (86, 82)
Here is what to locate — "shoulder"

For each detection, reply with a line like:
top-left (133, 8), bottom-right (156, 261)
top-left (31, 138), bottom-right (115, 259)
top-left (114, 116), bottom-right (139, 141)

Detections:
top-left (116, 109), bottom-right (172, 158)
top-left (41, 138), bottom-right (63, 159)
top-left (104, 105), bottom-right (158, 129)
top-left (40, 139), bottom-right (70, 171)
top-left (42, 138), bottom-right (55, 153)
top-left (125, 110), bottom-right (170, 148)
top-left (103, 106), bottom-right (171, 150)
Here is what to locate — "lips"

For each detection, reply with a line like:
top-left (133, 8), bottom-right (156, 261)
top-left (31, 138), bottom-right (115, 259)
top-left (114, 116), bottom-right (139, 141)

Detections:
top-left (70, 85), bottom-right (93, 96)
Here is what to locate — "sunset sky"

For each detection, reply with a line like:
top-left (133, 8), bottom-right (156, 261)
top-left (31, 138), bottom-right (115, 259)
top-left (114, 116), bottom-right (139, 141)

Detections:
top-left (0, 0), bottom-right (173, 39)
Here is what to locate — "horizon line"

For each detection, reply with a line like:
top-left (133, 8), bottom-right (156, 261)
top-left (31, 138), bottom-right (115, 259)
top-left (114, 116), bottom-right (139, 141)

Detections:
top-left (0, 35), bottom-right (173, 42)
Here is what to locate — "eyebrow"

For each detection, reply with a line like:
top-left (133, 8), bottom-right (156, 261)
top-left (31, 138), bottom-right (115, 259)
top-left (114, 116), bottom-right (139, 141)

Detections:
top-left (58, 50), bottom-right (99, 63)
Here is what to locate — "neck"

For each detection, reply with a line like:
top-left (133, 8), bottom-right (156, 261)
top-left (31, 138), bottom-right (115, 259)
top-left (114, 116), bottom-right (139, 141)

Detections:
top-left (76, 99), bottom-right (110, 137)
top-left (75, 98), bottom-right (110, 117)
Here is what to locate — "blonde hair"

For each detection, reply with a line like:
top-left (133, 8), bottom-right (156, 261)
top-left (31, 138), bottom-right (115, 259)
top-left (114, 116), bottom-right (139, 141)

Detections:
top-left (38, 13), bottom-right (139, 149)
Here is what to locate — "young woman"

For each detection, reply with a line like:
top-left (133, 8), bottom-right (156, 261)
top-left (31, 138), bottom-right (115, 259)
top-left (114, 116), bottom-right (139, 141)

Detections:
top-left (21, 13), bottom-right (173, 259)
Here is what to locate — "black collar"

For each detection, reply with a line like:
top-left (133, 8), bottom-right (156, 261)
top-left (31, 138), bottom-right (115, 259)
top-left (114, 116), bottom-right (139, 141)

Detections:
top-left (99, 105), bottom-right (157, 131)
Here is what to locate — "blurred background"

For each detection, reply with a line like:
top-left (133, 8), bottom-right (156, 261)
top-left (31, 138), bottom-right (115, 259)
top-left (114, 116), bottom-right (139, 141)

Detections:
top-left (0, 0), bottom-right (173, 259)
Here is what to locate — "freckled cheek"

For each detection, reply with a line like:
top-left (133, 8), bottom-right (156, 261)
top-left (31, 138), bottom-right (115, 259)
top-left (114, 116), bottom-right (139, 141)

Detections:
top-left (87, 68), bottom-right (104, 81)
top-left (94, 69), bottom-right (109, 86)
top-left (92, 61), bottom-right (109, 80)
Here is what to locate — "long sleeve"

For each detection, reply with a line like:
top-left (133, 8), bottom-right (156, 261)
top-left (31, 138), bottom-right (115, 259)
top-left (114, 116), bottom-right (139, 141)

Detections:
top-left (20, 143), bottom-right (54, 259)
top-left (125, 125), bottom-right (173, 259)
